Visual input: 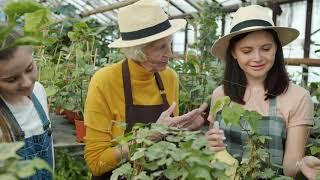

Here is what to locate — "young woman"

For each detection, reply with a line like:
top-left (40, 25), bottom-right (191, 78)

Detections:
top-left (0, 27), bottom-right (53, 179)
top-left (206, 5), bottom-right (314, 177)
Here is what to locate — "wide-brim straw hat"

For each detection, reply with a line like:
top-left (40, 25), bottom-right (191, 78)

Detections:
top-left (211, 5), bottom-right (299, 61)
top-left (108, 0), bottom-right (186, 48)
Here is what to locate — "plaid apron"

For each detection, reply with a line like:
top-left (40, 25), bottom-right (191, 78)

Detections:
top-left (0, 93), bottom-right (53, 180)
top-left (216, 98), bottom-right (286, 168)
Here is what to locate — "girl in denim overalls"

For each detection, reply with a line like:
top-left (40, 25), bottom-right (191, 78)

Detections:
top-left (0, 27), bottom-right (53, 180)
top-left (206, 5), bottom-right (314, 178)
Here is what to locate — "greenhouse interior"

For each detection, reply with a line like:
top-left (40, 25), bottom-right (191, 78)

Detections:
top-left (0, 0), bottom-right (320, 179)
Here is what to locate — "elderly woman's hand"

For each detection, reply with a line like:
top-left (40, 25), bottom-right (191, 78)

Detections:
top-left (156, 102), bottom-right (208, 130)
top-left (297, 156), bottom-right (320, 180)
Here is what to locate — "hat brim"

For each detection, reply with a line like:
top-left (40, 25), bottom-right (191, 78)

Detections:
top-left (211, 26), bottom-right (299, 61)
top-left (108, 19), bottom-right (186, 48)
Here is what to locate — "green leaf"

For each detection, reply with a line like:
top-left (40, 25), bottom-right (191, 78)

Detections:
top-left (145, 141), bottom-right (175, 161)
top-left (111, 163), bottom-right (132, 180)
top-left (15, 158), bottom-right (51, 178)
top-left (130, 148), bottom-right (145, 161)
top-left (190, 166), bottom-right (212, 180)
top-left (45, 86), bottom-right (58, 97)
top-left (24, 8), bottom-right (52, 32)
top-left (257, 168), bottom-right (274, 178)
top-left (134, 171), bottom-right (152, 180)
top-left (166, 135), bottom-right (182, 142)
top-left (256, 148), bottom-right (268, 161)
top-left (14, 36), bottom-right (50, 46)
top-left (221, 104), bottom-right (244, 126)
top-left (0, 174), bottom-right (17, 180)
top-left (191, 136), bottom-right (208, 150)
top-left (164, 164), bottom-right (182, 179)
top-left (242, 110), bottom-right (262, 131)
top-left (170, 149), bottom-right (188, 161)
top-left (310, 146), bottom-right (320, 155)
top-left (0, 142), bottom-right (24, 161)
top-left (0, 24), bottom-right (15, 46)
top-left (210, 96), bottom-right (231, 118)
top-left (4, 0), bottom-right (43, 21)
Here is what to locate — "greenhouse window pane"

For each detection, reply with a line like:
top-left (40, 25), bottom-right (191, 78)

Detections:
top-left (278, 1), bottom-right (306, 58)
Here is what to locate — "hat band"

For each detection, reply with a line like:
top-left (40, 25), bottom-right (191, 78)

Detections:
top-left (230, 19), bottom-right (272, 33)
top-left (121, 20), bottom-right (171, 41)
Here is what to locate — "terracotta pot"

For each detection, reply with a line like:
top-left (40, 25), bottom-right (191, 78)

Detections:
top-left (74, 119), bottom-right (85, 143)
top-left (63, 110), bottom-right (80, 124)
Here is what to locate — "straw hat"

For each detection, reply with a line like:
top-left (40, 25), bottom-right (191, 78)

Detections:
top-left (108, 0), bottom-right (186, 48)
top-left (211, 5), bottom-right (299, 61)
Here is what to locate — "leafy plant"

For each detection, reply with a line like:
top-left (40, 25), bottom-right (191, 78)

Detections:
top-left (111, 123), bottom-right (229, 180)
top-left (211, 97), bottom-right (293, 179)
top-left (54, 149), bottom-right (91, 180)
top-left (0, 142), bottom-right (51, 180)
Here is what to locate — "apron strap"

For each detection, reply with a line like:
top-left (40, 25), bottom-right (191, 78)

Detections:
top-left (122, 59), bottom-right (134, 106)
top-left (122, 59), bottom-right (169, 106)
top-left (0, 97), bottom-right (24, 141)
top-left (268, 98), bottom-right (277, 117)
top-left (154, 72), bottom-right (169, 105)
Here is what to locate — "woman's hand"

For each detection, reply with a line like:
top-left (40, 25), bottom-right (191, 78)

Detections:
top-left (206, 127), bottom-right (226, 152)
top-left (156, 102), bottom-right (208, 130)
top-left (298, 156), bottom-right (320, 180)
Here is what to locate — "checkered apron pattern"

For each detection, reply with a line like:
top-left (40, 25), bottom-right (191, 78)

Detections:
top-left (216, 98), bottom-right (286, 168)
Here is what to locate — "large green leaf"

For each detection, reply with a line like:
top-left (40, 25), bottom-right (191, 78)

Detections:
top-left (210, 96), bottom-right (231, 119)
top-left (4, 0), bottom-right (43, 22)
top-left (242, 110), bottom-right (262, 131)
top-left (130, 148), bottom-right (145, 161)
top-left (0, 142), bottom-right (24, 161)
top-left (110, 162), bottom-right (132, 180)
top-left (221, 104), bottom-right (244, 126)
top-left (24, 8), bottom-right (52, 32)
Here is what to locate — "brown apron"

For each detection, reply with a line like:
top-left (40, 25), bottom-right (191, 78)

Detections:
top-left (91, 60), bottom-right (171, 180)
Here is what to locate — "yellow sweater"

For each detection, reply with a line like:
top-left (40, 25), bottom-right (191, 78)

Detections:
top-left (84, 59), bottom-right (179, 175)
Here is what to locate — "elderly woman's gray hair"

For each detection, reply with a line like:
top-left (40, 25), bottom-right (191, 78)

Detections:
top-left (120, 44), bottom-right (147, 62)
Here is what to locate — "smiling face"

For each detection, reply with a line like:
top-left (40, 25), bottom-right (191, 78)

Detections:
top-left (231, 30), bottom-right (277, 82)
top-left (0, 46), bottom-right (37, 98)
top-left (139, 36), bottom-right (173, 73)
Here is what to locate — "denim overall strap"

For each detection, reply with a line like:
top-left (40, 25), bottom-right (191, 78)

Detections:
top-left (31, 93), bottom-right (51, 133)
top-left (16, 93), bottom-right (53, 180)
top-left (0, 97), bottom-right (25, 141)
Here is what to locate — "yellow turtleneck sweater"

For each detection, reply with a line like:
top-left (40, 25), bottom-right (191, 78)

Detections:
top-left (84, 59), bottom-right (179, 175)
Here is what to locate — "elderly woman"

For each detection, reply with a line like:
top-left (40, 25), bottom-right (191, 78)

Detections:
top-left (84, 0), bottom-right (207, 179)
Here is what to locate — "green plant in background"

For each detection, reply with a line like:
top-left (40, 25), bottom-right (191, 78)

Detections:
top-left (54, 149), bottom-right (91, 180)
top-left (170, 0), bottom-right (224, 114)
top-left (36, 20), bottom-right (99, 114)
top-left (306, 80), bottom-right (320, 159)
top-left (35, 4), bottom-right (123, 113)
top-left (0, 0), bottom-right (53, 49)
top-left (111, 123), bottom-right (229, 180)
top-left (0, 142), bottom-right (51, 180)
